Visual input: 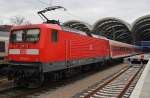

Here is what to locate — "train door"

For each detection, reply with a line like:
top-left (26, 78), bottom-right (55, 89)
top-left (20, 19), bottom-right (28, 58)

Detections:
top-left (65, 40), bottom-right (71, 67)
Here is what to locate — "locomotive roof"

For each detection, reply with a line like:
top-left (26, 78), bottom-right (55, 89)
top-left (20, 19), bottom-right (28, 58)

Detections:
top-left (11, 24), bottom-right (63, 31)
top-left (10, 23), bottom-right (138, 47)
top-left (62, 26), bottom-right (108, 39)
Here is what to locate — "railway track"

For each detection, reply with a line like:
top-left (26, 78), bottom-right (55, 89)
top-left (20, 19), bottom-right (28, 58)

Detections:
top-left (0, 78), bottom-right (78, 98)
top-left (0, 63), bottom-right (142, 98)
top-left (0, 77), bottom-right (14, 92)
top-left (0, 86), bottom-right (39, 98)
top-left (72, 64), bottom-right (144, 98)
top-left (0, 83), bottom-right (53, 98)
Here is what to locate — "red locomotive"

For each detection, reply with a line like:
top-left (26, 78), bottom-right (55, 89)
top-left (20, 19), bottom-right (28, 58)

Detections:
top-left (7, 6), bottom-right (141, 88)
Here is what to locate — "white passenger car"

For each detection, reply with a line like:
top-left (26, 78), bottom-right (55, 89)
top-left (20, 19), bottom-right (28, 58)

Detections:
top-left (0, 37), bottom-right (8, 65)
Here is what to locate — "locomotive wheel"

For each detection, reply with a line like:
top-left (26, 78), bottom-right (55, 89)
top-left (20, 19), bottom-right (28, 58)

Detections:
top-left (28, 74), bottom-right (44, 88)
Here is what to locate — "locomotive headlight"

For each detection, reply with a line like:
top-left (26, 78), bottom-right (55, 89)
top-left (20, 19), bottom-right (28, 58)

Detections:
top-left (9, 49), bottom-right (20, 54)
top-left (26, 49), bottom-right (39, 55)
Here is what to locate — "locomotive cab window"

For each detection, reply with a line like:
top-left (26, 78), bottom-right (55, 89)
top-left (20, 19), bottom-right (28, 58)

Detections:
top-left (52, 30), bottom-right (58, 43)
top-left (26, 29), bottom-right (40, 42)
top-left (10, 30), bottom-right (24, 42)
top-left (10, 29), bottom-right (40, 43)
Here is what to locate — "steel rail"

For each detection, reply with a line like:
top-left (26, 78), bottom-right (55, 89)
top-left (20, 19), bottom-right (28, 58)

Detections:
top-left (83, 66), bottom-right (130, 98)
top-left (80, 65), bottom-right (143, 98)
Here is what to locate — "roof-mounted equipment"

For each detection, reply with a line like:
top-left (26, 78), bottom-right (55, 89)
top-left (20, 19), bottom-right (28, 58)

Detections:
top-left (37, 6), bottom-right (67, 25)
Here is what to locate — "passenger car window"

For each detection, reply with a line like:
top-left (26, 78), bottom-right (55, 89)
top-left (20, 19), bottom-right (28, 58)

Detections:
top-left (0, 41), bottom-right (5, 52)
top-left (52, 30), bottom-right (58, 43)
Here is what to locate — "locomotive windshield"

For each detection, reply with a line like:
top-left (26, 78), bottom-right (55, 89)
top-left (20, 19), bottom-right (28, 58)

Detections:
top-left (10, 29), bottom-right (40, 42)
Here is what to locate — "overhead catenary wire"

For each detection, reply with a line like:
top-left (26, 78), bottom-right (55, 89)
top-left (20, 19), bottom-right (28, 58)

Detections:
top-left (36, 0), bottom-right (49, 6)
top-left (36, 0), bottom-right (85, 21)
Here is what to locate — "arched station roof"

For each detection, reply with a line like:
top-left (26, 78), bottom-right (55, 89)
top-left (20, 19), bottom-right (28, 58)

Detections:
top-left (63, 20), bottom-right (92, 33)
top-left (132, 15), bottom-right (150, 44)
top-left (93, 17), bottom-right (132, 44)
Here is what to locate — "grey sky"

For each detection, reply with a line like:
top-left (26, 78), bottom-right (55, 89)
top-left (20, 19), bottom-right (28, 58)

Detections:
top-left (0, 0), bottom-right (150, 25)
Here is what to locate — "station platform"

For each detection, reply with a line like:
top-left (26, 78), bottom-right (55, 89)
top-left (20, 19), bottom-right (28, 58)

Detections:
top-left (129, 53), bottom-right (150, 98)
top-left (129, 53), bottom-right (150, 61)
top-left (124, 53), bottom-right (150, 64)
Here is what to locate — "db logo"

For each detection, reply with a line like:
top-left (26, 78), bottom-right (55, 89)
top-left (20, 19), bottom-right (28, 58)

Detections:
top-left (20, 49), bottom-right (26, 54)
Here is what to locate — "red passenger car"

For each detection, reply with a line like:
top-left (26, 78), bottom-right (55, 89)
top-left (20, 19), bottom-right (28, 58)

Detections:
top-left (109, 40), bottom-right (135, 59)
